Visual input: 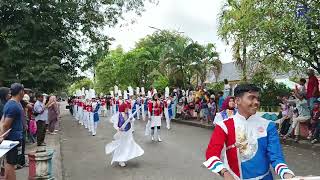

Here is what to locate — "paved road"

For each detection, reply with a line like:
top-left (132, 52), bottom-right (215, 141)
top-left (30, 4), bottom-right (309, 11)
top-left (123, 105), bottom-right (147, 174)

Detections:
top-left (60, 113), bottom-right (320, 180)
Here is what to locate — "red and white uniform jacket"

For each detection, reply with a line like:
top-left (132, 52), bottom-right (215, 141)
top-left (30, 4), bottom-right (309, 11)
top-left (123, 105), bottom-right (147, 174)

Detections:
top-left (126, 99), bottom-right (132, 110)
top-left (101, 99), bottom-right (106, 107)
top-left (204, 113), bottom-right (294, 180)
top-left (148, 100), bottom-right (163, 116)
top-left (87, 104), bottom-right (93, 113)
top-left (79, 101), bottom-right (84, 108)
top-left (163, 99), bottom-right (171, 109)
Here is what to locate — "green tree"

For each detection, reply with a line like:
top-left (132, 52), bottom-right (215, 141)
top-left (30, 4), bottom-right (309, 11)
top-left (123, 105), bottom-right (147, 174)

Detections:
top-left (255, 0), bottom-right (320, 73)
top-left (95, 46), bottom-right (124, 94)
top-left (95, 30), bottom-right (221, 91)
top-left (68, 78), bottom-right (94, 95)
top-left (218, 0), bottom-right (258, 81)
top-left (0, 0), bottom-right (153, 92)
top-left (218, 0), bottom-right (319, 77)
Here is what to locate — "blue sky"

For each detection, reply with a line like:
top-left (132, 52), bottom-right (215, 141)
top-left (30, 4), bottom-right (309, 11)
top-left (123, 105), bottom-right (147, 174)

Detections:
top-left (105, 0), bottom-right (233, 63)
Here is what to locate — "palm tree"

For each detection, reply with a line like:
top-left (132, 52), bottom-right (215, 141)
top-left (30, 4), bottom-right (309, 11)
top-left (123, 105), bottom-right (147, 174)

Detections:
top-left (160, 37), bottom-right (191, 88)
top-left (218, 0), bottom-right (256, 82)
top-left (203, 43), bottom-right (222, 83)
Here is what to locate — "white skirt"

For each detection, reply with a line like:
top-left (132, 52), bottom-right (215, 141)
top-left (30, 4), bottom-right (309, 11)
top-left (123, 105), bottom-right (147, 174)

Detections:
top-left (105, 129), bottom-right (144, 164)
top-left (150, 116), bottom-right (161, 127)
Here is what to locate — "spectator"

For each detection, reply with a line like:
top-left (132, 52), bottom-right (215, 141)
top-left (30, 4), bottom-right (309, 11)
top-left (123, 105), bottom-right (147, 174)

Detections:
top-left (0, 88), bottom-right (10, 177)
top-left (308, 100), bottom-right (320, 140)
top-left (277, 96), bottom-right (294, 136)
top-left (208, 95), bottom-right (216, 124)
top-left (295, 78), bottom-right (306, 97)
top-left (284, 92), bottom-right (311, 142)
top-left (217, 91), bottom-right (224, 111)
top-left (307, 69), bottom-right (319, 110)
top-left (200, 94), bottom-right (210, 123)
top-left (194, 96), bottom-right (201, 121)
top-left (223, 79), bottom-right (231, 98)
top-left (214, 96), bottom-right (237, 124)
top-left (0, 87), bottom-right (10, 118)
top-left (47, 96), bottom-right (59, 135)
top-left (0, 83), bottom-right (24, 180)
top-left (44, 95), bottom-right (50, 132)
top-left (26, 96), bottom-right (36, 144)
top-left (34, 93), bottom-right (47, 146)
top-left (17, 99), bottom-right (30, 169)
top-left (311, 114), bottom-right (320, 144)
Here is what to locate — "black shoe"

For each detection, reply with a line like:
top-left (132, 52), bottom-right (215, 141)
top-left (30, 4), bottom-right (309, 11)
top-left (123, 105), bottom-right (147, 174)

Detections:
top-left (15, 165), bottom-right (23, 170)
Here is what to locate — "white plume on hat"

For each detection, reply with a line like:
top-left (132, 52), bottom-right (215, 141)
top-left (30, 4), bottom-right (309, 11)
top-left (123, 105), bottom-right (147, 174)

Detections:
top-left (136, 87), bottom-right (140, 95)
top-left (114, 85), bottom-right (118, 95)
top-left (89, 89), bottom-right (96, 99)
top-left (128, 86), bottom-right (134, 96)
top-left (124, 91), bottom-right (128, 100)
top-left (85, 90), bottom-right (89, 99)
top-left (147, 91), bottom-right (152, 99)
top-left (153, 88), bottom-right (157, 95)
top-left (110, 91), bottom-right (114, 97)
top-left (81, 87), bottom-right (85, 96)
top-left (141, 87), bottom-right (145, 95)
top-left (118, 90), bottom-right (122, 97)
top-left (182, 90), bottom-right (186, 96)
top-left (165, 87), bottom-right (169, 98)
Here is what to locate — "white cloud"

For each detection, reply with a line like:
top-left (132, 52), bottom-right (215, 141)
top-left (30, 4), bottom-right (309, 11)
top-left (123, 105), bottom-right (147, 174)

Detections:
top-left (105, 0), bottom-right (233, 63)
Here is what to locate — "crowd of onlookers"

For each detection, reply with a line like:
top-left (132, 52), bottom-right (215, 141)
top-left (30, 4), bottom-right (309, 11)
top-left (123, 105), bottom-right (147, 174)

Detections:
top-left (277, 69), bottom-right (320, 144)
top-left (171, 69), bottom-right (320, 144)
top-left (169, 79), bottom-right (235, 124)
top-left (0, 83), bottom-right (60, 180)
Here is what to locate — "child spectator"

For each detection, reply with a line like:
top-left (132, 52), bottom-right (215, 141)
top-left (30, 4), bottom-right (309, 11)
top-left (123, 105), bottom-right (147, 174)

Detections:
top-left (208, 95), bottom-right (216, 124)
top-left (217, 91), bottom-right (224, 112)
top-left (278, 96), bottom-right (293, 136)
top-left (308, 100), bottom-right (320, 140)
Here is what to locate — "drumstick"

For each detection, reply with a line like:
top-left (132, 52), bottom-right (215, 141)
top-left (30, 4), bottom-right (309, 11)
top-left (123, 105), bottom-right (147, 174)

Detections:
top-left (0, 129), bottom-right (11, 138)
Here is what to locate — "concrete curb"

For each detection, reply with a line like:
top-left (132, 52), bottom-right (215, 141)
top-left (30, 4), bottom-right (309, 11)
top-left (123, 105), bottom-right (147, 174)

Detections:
top-left (172, 118), bottom-right (320, 151)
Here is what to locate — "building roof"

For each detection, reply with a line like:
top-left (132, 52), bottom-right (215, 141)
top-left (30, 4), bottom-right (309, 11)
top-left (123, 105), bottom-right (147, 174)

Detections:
top-left (206, 62), bottom-right (305, 83)
top-left (207, 62), bottom-right (241, 82)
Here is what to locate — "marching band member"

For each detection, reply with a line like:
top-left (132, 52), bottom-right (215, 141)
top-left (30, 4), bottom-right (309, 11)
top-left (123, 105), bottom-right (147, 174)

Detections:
top-left (164, 87), bottom-right (173, 130)
top-left (204, 84), bottom-right (295, 180)
top-left (100, 96), bottom-right (107, 117)
top-left (105, 94), bottom-right (144, 167)
top-left (92, 98), bottom-right (100, 136)
top-left (141, 87), bottom-right (148, 121)
top-left (78, 95), bottom-right (85, 126)
top-left (148, 93), bottom-right (163, 142)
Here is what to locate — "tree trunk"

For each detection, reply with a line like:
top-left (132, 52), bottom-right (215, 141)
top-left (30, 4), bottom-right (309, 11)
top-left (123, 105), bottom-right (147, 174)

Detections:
top-left (242, 43), bottom-right (248, 82)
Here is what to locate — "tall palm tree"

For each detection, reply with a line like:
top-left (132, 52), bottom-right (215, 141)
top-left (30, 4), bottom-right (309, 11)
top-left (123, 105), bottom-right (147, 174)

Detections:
top-left (218, 0), bottom-right (256, 82)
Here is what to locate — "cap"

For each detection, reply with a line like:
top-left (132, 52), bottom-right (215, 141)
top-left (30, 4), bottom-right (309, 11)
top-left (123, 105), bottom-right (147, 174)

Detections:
top-left (10, 83), bottom-right (24, 96)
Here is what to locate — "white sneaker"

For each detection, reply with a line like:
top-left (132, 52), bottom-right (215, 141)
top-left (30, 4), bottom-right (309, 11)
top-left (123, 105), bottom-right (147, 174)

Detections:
top-left (119, 162), bottom-right (126, 167)
top-left (158, 136), bottom-right (162, 142)
top-left (151, 136), bottom-right (154, 141)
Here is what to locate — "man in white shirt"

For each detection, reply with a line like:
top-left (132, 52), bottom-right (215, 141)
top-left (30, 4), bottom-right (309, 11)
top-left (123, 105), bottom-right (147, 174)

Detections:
top-left (34, 93), bottom-right (46, 146)
top-left (223, 79), bottom-right (231, 98)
